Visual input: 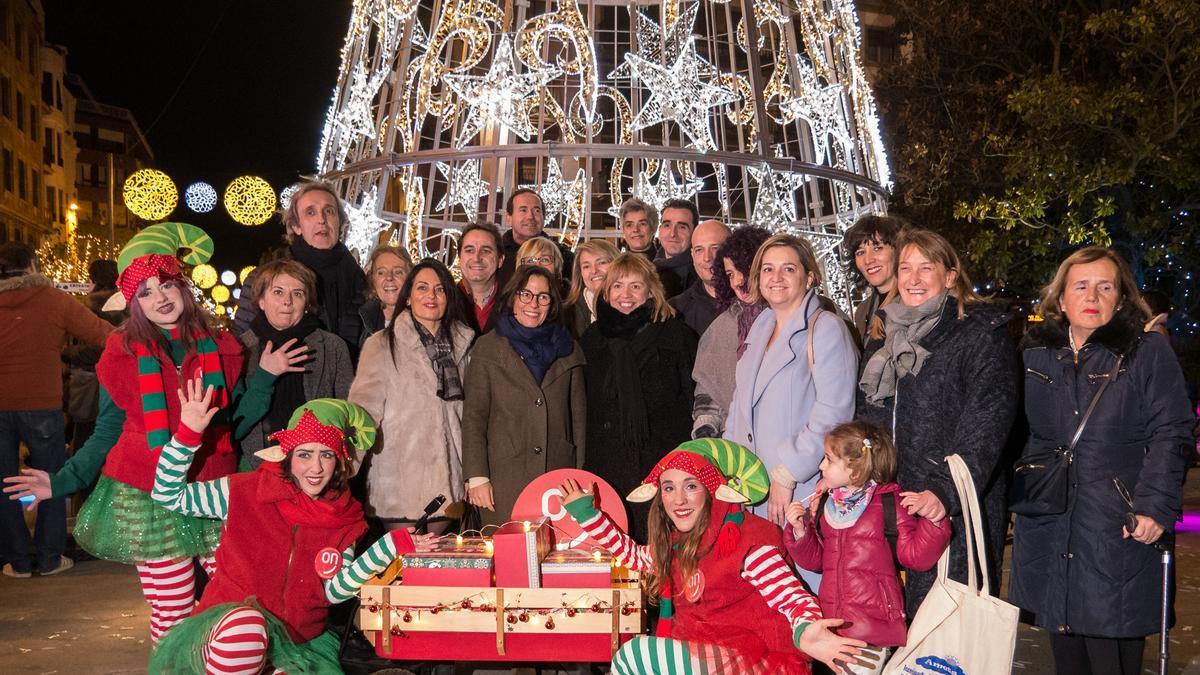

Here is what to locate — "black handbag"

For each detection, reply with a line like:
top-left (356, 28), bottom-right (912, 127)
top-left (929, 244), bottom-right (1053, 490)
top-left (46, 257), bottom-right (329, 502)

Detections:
top-left (1009, 355), bottom-right (1123, 516)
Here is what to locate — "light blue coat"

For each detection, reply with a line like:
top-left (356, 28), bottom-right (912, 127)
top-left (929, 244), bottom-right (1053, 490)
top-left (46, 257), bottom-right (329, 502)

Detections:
top-left (725, 290), bottom-right (859, 513)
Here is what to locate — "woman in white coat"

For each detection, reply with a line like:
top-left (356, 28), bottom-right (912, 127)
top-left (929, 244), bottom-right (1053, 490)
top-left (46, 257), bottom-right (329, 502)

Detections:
top-left (724, 234), bottom-right (858, 589)
top-left (349, 260), bottom-right (473, 534)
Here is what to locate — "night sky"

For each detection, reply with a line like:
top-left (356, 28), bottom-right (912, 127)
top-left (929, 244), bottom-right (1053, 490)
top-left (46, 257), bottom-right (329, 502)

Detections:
top-left (43, 0), bottom-right (353, 269)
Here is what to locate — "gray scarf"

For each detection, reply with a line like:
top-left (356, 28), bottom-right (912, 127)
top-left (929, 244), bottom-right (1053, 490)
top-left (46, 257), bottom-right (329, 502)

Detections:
top-left (858, 292), bottom-right (948, 403)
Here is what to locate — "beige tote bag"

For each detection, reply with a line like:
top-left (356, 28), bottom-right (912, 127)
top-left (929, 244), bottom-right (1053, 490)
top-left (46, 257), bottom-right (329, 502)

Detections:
top-left (882, 454), bottom-right (1019, 675)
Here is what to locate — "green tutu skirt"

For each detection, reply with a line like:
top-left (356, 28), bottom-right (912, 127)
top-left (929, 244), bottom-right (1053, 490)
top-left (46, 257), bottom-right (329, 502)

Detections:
top-left (149, 602), bottom-right (343, 674)
top-left (73, 475), bottom-right (224, 564)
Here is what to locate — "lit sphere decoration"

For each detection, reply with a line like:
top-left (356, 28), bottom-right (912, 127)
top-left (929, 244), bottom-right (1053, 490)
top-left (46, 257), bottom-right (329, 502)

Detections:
top-left (122, 169), bottom-right (178, 221)
top-left (239, 265), bottom-right (256, 284)
top-left (211, 284), bottom-right (231, 304)
top-left (191, 264), bottom-right (218, 290)
top-left (185, 182), bottom-right (218, 213)
top-left (220, 270), bottom-right (237, 286)
top-left (224, 176), bottom-right (276, 226)
top-left (279, 184), bottom-right (301, 211)
top-left (214, 304), bottom-right (227, 317)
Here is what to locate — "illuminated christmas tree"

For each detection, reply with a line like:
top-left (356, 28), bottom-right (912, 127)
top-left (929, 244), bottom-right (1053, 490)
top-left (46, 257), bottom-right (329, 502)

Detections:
top-left (317, 0), bottom-right (890, 307)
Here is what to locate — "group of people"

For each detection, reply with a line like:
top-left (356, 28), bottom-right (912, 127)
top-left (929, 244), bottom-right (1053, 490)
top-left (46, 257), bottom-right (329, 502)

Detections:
top-left (0, 177), bottom-right (1192, 675)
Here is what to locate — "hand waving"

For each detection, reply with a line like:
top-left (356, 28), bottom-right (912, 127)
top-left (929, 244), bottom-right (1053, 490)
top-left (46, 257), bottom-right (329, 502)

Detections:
top-left (557, 478), bottom-right (593, 508)
top-left (259, 338), bottom-right (309, 376)
top-left (177, 375), bottom-right (219, 434)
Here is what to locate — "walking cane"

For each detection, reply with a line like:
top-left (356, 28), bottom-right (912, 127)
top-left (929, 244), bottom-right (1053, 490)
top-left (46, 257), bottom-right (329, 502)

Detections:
top-left (1156, 533), bottom-right (1173, 675)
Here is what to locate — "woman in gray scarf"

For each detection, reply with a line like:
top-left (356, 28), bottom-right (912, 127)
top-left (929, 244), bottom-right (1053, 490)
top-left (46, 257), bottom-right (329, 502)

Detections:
top-left (855, 228), bottom-right (1019, 617)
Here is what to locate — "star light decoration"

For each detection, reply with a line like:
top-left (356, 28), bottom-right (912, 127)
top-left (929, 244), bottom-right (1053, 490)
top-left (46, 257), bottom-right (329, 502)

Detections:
top-left (343, 185), bottom-right (391, 267)
top-left (123, 169), bottom-right (178, 221)
top-left (631, 162), bottom-right (704, 213)
top-left (624, 37), bottom-right (737, 150)
top-left (435, 159), bottom-right (490, 222)
top-left (795, 224), bottom-right (854, 301)
top-left (779, 59), bottom-right (852, 163)
top-left (748, 163), bottom-right (806, 230)
top-left (184, 182), bottom-right (218, 214)
top-left (442, 35), bottom-right (562, 148)
top-left (609, 2), bottom-right (709, 80)
top-left (279, 184), bottom-right (301, 211)
top-left (519, 159), bottom-right (586, 223)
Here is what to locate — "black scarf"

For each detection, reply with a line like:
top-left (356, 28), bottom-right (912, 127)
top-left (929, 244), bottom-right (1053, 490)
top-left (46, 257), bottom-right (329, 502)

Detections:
top-left (495, 312), bottom-right (574, 385)
top-left (595, 298), bottom-right (653, 448)
top-left (411, 315), bottom-right (463, 401)
top-left (289, 240), bottom-right (364, 337)
top-left (250, 312), bottom-right (321, 434)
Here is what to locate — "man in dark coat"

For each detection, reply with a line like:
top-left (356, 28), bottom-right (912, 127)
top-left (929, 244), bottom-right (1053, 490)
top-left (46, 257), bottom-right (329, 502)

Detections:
top-left (458, 222), bottom-right (505, 337)
top-left (653, 198), bottom-right (698, 297)
top-left (669, 219), bottom-right (728, 335)
top-left (856, 298), bottom-right (1019, 617)
top-left (496, 189), bottom-right (573, 289)
top-left (1010, 306), bottom-right (1192, 643)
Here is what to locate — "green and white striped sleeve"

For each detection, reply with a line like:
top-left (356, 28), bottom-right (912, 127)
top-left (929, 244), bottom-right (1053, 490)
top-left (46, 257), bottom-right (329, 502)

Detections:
top-left (324, 531), bottom-right (403, 603)
top-left (151, 425), bottom-right (230, 520)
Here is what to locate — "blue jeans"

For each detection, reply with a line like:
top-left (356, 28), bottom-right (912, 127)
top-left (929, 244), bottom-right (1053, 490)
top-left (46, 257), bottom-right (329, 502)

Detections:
top-left (0, 409), bottom-right (68, 573)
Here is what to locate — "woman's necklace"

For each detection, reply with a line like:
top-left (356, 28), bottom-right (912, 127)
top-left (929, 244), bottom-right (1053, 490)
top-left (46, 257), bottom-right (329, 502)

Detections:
top-left (1068, 326), bottom-right (1080, 363)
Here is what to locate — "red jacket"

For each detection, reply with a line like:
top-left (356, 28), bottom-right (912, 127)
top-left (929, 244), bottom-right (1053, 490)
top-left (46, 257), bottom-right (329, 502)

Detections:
top-left (195, 467), bottom-right (369, 642)
top-left (0, 274), bottom-right (113, 410)
top-left (673, 509), bottom-right (810, 674)
top-left (784, 483), bottom-right (950, 647)
top-left (96, 330), bottom-right (244, 492)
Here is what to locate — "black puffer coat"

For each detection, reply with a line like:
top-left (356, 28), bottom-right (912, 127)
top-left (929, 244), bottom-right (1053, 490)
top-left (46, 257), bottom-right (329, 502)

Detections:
top-left (856, 299), bottom-right (1019, 617)
top-left (1009, 309), bottom-right (1192, 637)
top-left (580, 308), bottom-right (697, 542)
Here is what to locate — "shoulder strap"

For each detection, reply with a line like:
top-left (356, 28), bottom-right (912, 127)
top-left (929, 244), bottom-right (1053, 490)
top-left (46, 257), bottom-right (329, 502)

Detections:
top-left (882, 492), bottom-right (900, 570)
top-left (814, 492), bottom-right (829, 541)
top-left (1067, 354), bottom-right (1124, 453)
top-left (806, 308), bottom-right (824, 370)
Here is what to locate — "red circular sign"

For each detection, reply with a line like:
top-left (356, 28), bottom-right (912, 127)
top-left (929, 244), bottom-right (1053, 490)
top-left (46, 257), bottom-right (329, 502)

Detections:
top-left (511, 469), bottom-right (628, 550)
top-left (314, 547), bottom-right (342, 580)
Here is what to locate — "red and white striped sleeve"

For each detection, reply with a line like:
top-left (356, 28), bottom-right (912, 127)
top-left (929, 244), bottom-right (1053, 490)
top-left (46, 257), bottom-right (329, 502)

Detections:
top-left (741, 545), bottom-right (823, 632)
top-left (564, 497), bottom-right (655, 574)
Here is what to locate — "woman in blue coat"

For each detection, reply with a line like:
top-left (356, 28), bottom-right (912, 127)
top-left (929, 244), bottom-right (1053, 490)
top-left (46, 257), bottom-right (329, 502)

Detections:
top-left (1009, 247), bottom-right (1192, 675)
top-left (724, 234), bottom-right (858, 590)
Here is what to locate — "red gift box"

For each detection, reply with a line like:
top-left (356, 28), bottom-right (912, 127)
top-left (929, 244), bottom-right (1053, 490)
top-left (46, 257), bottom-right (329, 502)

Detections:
top-left (492, 518), bottom-right (552, 588)
top-left (541, 548), bottom-right (614, 588)
top-left (402, 538), bottom-right (493, 587)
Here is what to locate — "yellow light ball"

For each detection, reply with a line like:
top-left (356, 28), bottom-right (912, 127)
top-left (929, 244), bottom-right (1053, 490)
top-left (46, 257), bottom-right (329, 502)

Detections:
top-left (239, 265), bottom-right (256, 284)
top-left (224, 176), bottom-right (277, 226)
top-left (123, 169), bottom-right (178, 221)
top-left (191, 263), bottom-right (218, 290)
top-left (214, 304), bottom-right (227, 317)
top-left (211, 284), bottom-right (231, 303)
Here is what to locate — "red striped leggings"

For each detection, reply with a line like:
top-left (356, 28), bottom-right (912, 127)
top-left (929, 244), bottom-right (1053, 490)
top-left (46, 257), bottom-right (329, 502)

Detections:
top-left (134, 556), bottom-right (216, 644)
top-left (202, 605), bottom-right (290, 675)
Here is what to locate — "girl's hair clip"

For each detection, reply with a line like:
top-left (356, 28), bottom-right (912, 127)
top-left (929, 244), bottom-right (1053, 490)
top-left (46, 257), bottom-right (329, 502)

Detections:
top-left (861, 438), bottom-right (873, 452)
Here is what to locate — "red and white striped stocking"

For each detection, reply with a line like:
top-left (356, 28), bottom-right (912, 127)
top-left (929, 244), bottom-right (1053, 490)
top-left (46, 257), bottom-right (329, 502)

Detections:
top-left (135, 557), bottom-right (196, 643)
top-left (202, 605), bottom-right (269, 675)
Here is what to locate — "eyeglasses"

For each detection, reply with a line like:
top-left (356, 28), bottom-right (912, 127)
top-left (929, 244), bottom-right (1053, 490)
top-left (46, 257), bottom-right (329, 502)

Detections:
top-left (522, 256), bottom-right (555, 266)
top-left (516, 290), bottom-right (552, 306)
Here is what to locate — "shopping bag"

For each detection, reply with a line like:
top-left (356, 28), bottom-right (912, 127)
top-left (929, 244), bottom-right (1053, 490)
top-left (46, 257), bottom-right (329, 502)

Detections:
top-left (882, 454), bottom-right (1018, 675)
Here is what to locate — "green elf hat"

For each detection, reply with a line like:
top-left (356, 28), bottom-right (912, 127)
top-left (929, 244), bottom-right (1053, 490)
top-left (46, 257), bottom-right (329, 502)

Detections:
top-left (255, 399), bottom-right (377, 475)
top-left (626, 438), bottom-right (770, 506)
top-left (103, 222), bottom-right (215, 312)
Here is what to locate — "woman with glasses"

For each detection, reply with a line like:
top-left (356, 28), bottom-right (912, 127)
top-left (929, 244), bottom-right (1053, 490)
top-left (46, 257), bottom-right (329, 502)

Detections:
top-left (462, 265), bottom-right (585, 526)
top-left (1009, 247), bottom-right (1192, 675)
top-left (516, 237), bottom-right (566, 293)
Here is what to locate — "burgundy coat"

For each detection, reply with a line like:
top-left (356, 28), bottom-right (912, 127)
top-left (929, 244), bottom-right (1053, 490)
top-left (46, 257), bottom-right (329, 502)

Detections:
top-left (784, 483), bottom-right (951, 647)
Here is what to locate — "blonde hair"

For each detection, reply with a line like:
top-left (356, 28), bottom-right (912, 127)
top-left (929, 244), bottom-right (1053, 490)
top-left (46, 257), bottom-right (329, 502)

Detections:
top-left (748, 234), bottom-right (823, 304)
top-left (566, 239), bottom-right (621, 305)
top-left (1037, 246), bottom-right (1149, 323)
top-left (868, 228), bottom-right (983, 339)
top-left (825, 421), bottom-right (897, 487)
top-left (515, 237), bottom-right (564, 276)
top-left (601, 253), bottom-right (676, 321)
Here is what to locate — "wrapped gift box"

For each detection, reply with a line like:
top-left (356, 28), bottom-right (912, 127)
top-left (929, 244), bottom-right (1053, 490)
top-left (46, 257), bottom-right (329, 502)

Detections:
top-left (402, 538), bottom-right (493, 587)
top-left (541, 549), bottom-right (614, 588)
top-left (492, 518), bottom-right (552, 588)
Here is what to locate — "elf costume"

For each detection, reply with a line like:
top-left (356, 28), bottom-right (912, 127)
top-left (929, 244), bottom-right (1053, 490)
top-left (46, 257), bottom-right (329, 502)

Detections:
top-left (150, 399), bottom-right (415, 675)
top-left (563, 438), bottom-right (823, 675)
top-left (46, 223), bottom-right (276, 643)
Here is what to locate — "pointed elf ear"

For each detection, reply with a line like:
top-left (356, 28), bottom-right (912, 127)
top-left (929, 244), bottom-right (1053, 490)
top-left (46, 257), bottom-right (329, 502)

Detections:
top-left (101, 292), bottom-right (127, 312)
top-left (714, 484), bottom-right (749, 504)
top-left (255, 446), bottom-right (287, 463)
top-left (625, 483), bottom-right (658, 503)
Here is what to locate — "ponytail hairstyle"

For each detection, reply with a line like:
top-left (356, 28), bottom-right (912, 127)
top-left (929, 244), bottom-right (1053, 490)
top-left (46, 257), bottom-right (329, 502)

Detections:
top-left (824, 421), bottom-right (896, 486)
